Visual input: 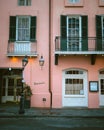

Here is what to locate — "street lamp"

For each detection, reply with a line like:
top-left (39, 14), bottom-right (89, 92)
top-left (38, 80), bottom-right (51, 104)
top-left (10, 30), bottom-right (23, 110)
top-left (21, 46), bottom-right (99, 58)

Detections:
top-left (19, 56), bottom-right (28, 114)
top-left (39, 55), bottom-right (45, 68)
top-left (19, 55), bottom-right (44, 114)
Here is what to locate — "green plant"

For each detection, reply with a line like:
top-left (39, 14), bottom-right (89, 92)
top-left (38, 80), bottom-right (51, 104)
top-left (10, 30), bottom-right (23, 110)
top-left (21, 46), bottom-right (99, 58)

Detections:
top-left (23, 84), bottom-right (32, 99)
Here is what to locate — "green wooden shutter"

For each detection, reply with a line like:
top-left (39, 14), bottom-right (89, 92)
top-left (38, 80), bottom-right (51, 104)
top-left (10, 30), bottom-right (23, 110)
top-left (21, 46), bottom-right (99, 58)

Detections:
top-left (96, 15), bottom-right (102, 51)
top-left (82, 16), bottom-right (88, 51)
top-left (60, 15), bottom-right (67, 51)
top-left (30, 16), bottom-right (37, 42)
top-left (9, 16), bottom-right (16, 42)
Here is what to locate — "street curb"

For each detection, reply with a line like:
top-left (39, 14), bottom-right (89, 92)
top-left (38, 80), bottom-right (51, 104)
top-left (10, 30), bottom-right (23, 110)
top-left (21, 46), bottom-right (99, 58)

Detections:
top-left (0, 115), bottom-right (104, 118)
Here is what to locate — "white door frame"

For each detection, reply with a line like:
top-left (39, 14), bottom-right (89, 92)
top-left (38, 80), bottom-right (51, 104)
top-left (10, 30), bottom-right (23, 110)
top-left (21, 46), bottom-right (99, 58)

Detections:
top-left (99, 74), bottom-right (104, 106)
top-left (62, 69), bottom-right (88, 107)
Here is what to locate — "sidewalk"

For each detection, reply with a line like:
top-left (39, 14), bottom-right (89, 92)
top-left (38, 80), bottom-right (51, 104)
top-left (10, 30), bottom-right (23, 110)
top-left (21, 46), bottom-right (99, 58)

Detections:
top-left (0, 104), bottom-right (104, 118)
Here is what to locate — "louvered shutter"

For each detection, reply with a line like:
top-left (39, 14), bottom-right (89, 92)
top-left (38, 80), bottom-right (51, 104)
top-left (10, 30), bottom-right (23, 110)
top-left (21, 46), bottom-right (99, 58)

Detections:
top-left (30, 16), bottom-right (37, 42)
top-left (60, 15), bottom-right (67, 51)
top-left (82, 16), bottom-right (88, 51)
top-left (9, 16), bottom-right (16, 42)
top-left (96, 15), bottom-right (102, 51)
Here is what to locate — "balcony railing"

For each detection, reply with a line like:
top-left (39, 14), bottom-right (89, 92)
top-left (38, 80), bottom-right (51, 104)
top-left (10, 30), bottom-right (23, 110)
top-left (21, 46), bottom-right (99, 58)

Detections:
top-left (55, 37), bottom-right (104, 54)
top-left (7, 41), bottom-right (37, 57)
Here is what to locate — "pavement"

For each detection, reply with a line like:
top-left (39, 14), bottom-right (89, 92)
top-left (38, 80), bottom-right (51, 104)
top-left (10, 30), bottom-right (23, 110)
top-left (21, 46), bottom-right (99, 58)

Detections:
top-left (0, 103), bottom-right (104, 118)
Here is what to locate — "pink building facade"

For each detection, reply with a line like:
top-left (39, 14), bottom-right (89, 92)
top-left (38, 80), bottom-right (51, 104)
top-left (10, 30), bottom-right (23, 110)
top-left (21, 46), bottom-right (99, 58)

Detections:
top-left (0, 0), bottom-right (104, 109)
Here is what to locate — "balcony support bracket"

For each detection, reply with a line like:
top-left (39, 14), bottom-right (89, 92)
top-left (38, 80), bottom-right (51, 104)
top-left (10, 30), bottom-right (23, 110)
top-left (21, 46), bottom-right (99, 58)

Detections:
top-left (55, 54), bottom-right (59, 65)
top-left (91, 54), bottom-right (96, 65)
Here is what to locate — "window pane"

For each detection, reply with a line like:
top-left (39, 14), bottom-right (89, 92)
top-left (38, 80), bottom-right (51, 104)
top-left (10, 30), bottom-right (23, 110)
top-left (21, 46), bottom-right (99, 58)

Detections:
top-left (69, 0), bottom-right (80, 3)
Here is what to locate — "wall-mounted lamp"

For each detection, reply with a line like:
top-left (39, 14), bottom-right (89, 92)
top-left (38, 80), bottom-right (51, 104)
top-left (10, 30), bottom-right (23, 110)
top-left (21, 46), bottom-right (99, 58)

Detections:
top-left (39, 55), bottom-right (45, 68)
top-left (22, 55), bottom-right (28, 69)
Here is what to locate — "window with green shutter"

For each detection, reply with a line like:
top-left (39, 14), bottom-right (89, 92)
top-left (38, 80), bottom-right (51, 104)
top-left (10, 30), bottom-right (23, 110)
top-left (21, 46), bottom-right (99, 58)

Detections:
top-left (60, 15), bottom-right (67, 51)
top-left (9, 16), bottom-right (37, 42)
top-left (9, 16), bottom-right (16, 42)
top-left (60, 15), bottom-right (88, 51)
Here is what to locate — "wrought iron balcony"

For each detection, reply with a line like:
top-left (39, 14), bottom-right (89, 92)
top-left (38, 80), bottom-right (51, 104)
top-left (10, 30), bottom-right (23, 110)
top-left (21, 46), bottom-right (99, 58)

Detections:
top-left (55, 36), bottom-right (104, 54)
top-left (7, 41), bottom-right (37, 57)
top-left (54, 36), bottom-right (104, 65)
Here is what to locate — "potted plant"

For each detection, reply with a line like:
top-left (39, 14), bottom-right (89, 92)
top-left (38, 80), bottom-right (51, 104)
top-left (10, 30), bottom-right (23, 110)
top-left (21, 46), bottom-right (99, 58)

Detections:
top-left (23, 84), bottom-right (32, 108)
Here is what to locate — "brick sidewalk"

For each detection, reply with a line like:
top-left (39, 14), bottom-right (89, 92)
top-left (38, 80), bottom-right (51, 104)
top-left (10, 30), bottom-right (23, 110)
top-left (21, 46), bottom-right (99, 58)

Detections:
top-left (0, 104), bottom-right (104, 118)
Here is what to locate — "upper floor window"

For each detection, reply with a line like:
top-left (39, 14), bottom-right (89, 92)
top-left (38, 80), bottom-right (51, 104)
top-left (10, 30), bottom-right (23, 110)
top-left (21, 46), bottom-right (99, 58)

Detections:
top-left (9, 16), bottom-right (37, 42)
top-left (64, 0), bottom-right (83, 7)
top-left (18, 0), bottom-right (31, 6)
top-left (60, 15), bottom-right (88, 51)
top-left (69, 0), bottom-right (80, 3)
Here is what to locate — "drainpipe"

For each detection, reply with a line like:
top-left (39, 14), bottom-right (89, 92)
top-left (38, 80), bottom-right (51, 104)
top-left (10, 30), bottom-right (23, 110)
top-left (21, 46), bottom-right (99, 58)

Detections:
top-left (49, 0), bottom-right (52, 108)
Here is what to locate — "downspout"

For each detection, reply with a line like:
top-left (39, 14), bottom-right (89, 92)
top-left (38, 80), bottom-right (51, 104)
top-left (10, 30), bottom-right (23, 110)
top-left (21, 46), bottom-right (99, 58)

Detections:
top-left (49, 0), bottom-right (52, 108)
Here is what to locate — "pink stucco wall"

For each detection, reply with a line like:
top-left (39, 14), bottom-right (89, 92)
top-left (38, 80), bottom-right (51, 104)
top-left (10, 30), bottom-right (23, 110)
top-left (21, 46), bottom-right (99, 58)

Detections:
top-left (0, 0), bottom-right (104, 108)
top-left (0, 0), bottom-right (50, 108)
top-left (51, 0), bottom-right (104, 108)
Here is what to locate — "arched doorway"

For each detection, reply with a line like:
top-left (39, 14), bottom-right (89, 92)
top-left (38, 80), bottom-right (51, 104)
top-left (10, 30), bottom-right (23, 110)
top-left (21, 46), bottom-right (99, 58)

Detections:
top-left (62, 69), bottom-right (88, 107)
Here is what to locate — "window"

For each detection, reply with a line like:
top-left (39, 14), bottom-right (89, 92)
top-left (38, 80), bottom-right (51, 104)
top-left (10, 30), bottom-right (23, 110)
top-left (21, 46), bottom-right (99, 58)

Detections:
top-left (9, 16), bottom-right (37, 42)
top-left (18, 0), bottom-right (31, 6)
top-left (17, 16), bottom-right (30, 41)
top-left (67, 16), bottom-right (81, 51)
top-left (69, 0), bottom-right (80, 3)
top-left (60, 15), bottom-right (88, 51)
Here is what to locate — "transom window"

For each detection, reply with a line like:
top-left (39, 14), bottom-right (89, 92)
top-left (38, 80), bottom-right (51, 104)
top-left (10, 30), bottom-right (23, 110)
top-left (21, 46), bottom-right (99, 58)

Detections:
top-left (16, 16), bottom-right (30, 41)
top-left (68, 0), bottom-right (80, 3)
top-left (65, 70), bottom-right (83, 74)
top-left (18, 0), bottom-right (31, 6)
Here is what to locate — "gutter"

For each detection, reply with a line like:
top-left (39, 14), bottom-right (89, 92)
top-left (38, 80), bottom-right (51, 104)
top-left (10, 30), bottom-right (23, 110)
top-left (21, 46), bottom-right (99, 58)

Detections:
top-left (49, 0), bottom-right (52, 108)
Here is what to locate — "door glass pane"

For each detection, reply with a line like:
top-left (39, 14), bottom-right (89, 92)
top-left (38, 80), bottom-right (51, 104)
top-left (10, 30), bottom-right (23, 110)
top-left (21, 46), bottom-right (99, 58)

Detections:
top-left (2, 78), bottom-right (6, 96)
top-left (65, 78), bottom-right (84, 95)
top-left (8, 78), bottom-right (14, 96)
top-left (100, 79), bottom-right (104, 94)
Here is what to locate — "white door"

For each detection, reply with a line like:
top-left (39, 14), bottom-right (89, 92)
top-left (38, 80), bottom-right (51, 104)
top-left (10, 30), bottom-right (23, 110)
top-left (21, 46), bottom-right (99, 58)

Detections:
top-left (99, 78), bottom-right (104, 106)
top-left (62, 69), bottom-right (88, 107)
